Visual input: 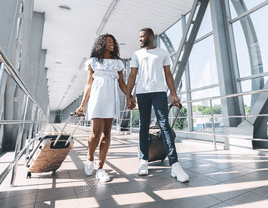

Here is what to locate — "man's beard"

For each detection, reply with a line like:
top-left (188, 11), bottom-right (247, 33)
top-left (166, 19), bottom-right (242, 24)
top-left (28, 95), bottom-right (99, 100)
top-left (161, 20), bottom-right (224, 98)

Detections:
top-left (141, 37), bottom-right (150, 48)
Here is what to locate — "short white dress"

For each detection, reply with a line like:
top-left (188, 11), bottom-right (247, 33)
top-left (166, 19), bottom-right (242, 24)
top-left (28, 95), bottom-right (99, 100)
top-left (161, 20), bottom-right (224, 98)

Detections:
top-left (84, 57), bottom-right (124, 120)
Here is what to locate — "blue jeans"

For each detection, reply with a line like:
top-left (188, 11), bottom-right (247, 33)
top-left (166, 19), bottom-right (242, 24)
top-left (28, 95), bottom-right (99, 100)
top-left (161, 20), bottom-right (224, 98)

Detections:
top-left (136, 92), bottom-right (178, 166)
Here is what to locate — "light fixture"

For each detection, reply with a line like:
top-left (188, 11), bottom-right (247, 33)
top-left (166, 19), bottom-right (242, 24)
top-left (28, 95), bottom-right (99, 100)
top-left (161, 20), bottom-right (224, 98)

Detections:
top-left (55, 62), bottom-right (62, 64)
top-left (59, 5), bottom-right (71, 10)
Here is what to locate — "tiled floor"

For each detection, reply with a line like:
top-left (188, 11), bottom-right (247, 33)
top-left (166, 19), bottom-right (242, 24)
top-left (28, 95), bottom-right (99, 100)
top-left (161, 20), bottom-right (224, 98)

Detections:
top-left (1, 124), bottom-right (268, 208)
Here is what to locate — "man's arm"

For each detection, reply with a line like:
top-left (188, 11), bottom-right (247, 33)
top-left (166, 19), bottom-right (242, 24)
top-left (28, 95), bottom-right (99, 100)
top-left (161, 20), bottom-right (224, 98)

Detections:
top-left (126, 67), bottom-right (138, 110)
top-left (164, 65), bottom-right (181, 107)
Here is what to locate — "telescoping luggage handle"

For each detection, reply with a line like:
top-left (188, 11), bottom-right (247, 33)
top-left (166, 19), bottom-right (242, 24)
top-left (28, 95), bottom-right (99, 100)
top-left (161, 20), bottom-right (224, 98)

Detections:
top-left (169, 103), bottom-right (182, 128)
top-left (53, 113), bottom-right (85, 147)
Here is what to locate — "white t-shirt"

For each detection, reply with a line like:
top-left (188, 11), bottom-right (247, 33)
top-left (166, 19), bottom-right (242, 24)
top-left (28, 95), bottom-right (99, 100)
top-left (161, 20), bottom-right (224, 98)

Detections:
top-left (130, 47), bottom-right (171, 94)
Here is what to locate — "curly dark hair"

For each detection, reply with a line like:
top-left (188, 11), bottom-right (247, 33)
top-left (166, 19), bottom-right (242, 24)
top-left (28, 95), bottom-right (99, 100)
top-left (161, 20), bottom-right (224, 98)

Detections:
top-left (90, 33), bottom-right (121, 63)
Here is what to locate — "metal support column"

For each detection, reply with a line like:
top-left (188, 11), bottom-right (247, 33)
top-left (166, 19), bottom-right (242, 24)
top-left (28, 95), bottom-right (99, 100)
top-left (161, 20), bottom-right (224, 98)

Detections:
top-left (168, 0), bottom-right (209, 103)
top-left (210, 0), bottom-right (242, 127)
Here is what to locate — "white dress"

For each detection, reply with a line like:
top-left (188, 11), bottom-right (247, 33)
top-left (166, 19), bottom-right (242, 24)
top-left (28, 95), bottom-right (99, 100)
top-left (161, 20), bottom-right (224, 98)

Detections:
top-left (84, 57), bottom-right (124, 120)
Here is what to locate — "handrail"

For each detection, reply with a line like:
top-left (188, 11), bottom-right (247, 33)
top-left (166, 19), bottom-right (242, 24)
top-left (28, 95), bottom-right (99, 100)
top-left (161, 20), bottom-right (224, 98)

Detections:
top-left (0, 139), bottom-right (35, 185)
top-left (118, 88), bottom-right (268, 150)
top-left (0, 47), bottom-right (47, 115)
top-left (0, 47), bottom-right (49, 186)
top-left (0, 120), bottom-right (42, 125)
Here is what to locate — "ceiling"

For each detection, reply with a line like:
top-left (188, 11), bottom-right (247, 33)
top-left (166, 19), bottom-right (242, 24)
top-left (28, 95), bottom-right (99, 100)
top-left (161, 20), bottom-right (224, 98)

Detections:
top-left (33, 0), bottom-right (194, 111)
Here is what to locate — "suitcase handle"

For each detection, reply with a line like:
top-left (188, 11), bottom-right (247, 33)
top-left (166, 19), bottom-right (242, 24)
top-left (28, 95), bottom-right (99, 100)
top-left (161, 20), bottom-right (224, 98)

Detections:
top-left (169, 103), bottom-right (182, 128)
top-left (169, 102), bottom-right (182, 110)
top-left (53, 113), bottom-right (85, 147)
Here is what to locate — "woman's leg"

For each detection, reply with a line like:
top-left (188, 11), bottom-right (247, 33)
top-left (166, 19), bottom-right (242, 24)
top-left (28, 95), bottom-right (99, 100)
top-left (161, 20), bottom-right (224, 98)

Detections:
top-left (88, 118), bottom-right (103, 161)
top-left (98, 118), bottom-right (113, 169)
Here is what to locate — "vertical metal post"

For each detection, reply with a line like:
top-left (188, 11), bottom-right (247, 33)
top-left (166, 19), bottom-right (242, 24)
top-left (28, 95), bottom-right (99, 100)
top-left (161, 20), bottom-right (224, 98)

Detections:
top-left (10, 94), bottom-right (29, 186)
top-left (25, 103), bottom-right (37, 162)
top-left (210, 99), bottom-right (217, 150)
top-left (116, 118), bottom-right (119, 135)
top-left (182, 14), bottom-right (193, 132)
top-left (0, 62), bottom-right (8, 151)
top-left (34, 109), bottom-right (40, 137)
top-left (130, 110), bottom-right (132, 135)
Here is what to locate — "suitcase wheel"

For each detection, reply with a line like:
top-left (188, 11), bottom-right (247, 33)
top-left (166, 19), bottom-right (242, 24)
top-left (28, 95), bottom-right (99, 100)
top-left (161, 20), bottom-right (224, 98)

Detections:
top-left (27, 172), bottom-right (32, 178)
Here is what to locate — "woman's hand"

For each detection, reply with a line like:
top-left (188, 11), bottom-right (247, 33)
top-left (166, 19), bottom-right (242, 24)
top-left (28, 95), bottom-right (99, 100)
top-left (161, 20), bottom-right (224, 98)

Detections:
top-left (127, 95), bottom-right (136, 110)
top-left (76, 106), bottom-right (85, 117)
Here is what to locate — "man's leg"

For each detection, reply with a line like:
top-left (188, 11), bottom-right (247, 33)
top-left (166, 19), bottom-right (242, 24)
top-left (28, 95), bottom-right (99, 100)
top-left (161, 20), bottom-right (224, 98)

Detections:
top-left (152, 92), bottom-right (189, 182)
top-left (151, 92), bottom-right (178, 166)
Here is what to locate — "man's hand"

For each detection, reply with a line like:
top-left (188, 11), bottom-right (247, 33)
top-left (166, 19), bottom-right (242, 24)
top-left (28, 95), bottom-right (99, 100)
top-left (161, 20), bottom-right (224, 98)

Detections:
top-left (75, 106), bottom-right (85, 117)
top-left (127, 95), bottom-right (136, 110)
top-left (172, 95), bottom-right (182, 108)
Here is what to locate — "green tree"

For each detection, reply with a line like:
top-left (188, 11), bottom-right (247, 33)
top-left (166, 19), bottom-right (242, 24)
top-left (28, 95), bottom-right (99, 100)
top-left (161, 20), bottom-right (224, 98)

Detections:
top-left (245, 105), bottom-right (250, 116)
top-left (193, 104), bottom-right (222, 115)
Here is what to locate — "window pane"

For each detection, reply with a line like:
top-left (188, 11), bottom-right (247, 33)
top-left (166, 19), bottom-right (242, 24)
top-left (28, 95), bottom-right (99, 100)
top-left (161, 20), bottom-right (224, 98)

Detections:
top-left (189, 35), bottom-right (218, 90)
top-left (196, 3), bottom-right (212, 39)
top-left (232, 5), bottom-right (268, 79)
top-left (164, 20), bottom-right (182, 50)
top-left (192, 99), bottom-right (223, 132)
top-left (229, 0), bottom-right (266, 19)
top-left (191, 87), bottom-right (220, 101)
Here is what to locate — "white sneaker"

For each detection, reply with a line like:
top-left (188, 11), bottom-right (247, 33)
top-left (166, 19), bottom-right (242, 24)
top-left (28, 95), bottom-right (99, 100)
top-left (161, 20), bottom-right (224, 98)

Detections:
top-left (171, 162), bottom-right (189, 182)
top-left (96, 169), bottom-right (110, 182)
top-left (85, 159), bottom-right (94, 176)
top-left (138, 159), bottom-right (148, 175)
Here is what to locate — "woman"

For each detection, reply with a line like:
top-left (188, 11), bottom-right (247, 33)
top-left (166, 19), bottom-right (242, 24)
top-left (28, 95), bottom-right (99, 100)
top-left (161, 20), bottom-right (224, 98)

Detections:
top-left (76, 34), bottom-right (135, 182)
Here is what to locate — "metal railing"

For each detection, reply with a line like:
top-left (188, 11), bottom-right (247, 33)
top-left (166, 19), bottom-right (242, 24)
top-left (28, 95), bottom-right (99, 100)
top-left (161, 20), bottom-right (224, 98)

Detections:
top-left (117, 88), bottom-right (268, 151)
top-left (0, 48), bottom-right (49, 186)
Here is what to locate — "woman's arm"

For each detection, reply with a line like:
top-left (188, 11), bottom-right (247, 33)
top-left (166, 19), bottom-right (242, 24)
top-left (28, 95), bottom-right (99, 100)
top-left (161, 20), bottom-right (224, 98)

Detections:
top-left (118, 70), bottom-right (127, 95)
top-left (76, 65), bottom-right (94, 116)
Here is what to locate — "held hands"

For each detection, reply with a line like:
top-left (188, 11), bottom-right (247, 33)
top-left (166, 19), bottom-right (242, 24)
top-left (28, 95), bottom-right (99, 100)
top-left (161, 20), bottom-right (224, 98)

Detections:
top-left (127, 95), bottom-right (136, 110)
top-left (75, 106), bottom-right (85, 117)
top-left (172, 95), bottom-right (182, 109)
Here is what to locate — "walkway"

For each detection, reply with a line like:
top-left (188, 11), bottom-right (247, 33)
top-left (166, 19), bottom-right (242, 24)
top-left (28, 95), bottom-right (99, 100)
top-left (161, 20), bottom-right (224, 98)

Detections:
top-left (1, 124), bottom-right (268, 207)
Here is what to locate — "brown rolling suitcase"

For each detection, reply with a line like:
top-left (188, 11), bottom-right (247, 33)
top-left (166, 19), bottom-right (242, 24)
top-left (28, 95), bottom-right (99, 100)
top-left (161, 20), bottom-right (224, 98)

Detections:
top-left (148, 103), bottom-right (181, 162)
top-left (26, 113), bottom-right (84, 178)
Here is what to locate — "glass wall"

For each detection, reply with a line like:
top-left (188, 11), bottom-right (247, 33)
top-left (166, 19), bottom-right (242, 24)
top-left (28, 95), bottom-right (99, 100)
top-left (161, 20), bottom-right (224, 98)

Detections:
top-left (159, 0), bottom-right (267, 134)
top-left (160, 1), bottom-right (219, 132)
top-left (230, 1), bottom-right (268, 112)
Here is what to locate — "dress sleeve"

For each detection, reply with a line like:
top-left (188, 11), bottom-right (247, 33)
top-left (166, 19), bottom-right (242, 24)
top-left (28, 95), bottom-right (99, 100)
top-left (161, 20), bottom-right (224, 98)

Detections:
top-left (84, 58), bottom-right (95, 71)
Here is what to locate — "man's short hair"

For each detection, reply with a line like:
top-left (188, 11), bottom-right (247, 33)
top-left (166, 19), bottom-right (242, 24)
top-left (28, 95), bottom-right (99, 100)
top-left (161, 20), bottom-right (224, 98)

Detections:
top-left (139, 28), bottom-right (154, 36)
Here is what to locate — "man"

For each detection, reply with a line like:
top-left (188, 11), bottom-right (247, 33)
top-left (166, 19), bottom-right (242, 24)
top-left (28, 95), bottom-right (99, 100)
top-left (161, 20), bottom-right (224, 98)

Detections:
top-left (126, 28), bottom-right (189, 182)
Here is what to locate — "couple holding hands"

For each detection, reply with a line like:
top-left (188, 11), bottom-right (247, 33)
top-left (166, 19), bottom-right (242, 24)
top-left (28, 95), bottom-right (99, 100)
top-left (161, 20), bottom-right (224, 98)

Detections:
top-left (75, 28), bottom-right (189, 183)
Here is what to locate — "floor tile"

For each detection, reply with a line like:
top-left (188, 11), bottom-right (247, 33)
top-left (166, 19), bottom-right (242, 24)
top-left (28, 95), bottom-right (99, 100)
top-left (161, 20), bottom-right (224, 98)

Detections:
top-left (172, 194), bottom-right (221, 208)
top-left (250, 185), bottom-right (268, 198)
top-left (225, 192), bottom-right (268, 207)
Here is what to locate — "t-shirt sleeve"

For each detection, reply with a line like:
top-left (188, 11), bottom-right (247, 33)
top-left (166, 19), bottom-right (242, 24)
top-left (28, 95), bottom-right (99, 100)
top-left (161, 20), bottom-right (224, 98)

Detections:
top-left (130, 53), bottom-right (139, 68)
top-left (163, 51), bottom-right (171, 66)
top-left (117, 60), bottom-right (125, 71)
top-left (84, 58), bottom-right (95, 71)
